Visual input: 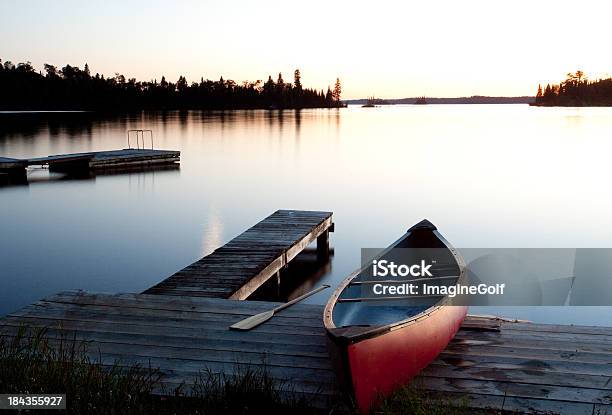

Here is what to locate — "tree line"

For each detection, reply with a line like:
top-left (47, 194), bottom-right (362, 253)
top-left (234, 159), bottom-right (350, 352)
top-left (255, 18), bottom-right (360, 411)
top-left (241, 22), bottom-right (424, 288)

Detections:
top-left (534, 71), bottom-right (612, 106)
top-left (0, 59), bottom-right (344, 111)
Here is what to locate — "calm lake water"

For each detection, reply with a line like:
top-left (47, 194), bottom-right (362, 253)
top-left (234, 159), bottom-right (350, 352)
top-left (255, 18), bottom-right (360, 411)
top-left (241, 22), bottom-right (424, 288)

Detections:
top-left (1, 105), bottom-right (611, 325)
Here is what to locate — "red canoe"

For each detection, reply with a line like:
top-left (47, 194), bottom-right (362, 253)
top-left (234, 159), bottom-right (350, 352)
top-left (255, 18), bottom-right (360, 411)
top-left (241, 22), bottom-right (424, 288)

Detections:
top-left (323, 220), bottom-right (467, 413)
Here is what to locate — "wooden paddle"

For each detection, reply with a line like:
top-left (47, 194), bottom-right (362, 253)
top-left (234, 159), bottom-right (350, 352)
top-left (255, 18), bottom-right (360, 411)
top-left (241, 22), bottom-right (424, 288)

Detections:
top-left (229, 284), bottom-right (331, 331)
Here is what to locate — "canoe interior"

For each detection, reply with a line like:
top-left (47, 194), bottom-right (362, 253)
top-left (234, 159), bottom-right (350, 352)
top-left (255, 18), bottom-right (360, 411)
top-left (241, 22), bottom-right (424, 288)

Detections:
top-left (331, 226), bottom-right (461, 329)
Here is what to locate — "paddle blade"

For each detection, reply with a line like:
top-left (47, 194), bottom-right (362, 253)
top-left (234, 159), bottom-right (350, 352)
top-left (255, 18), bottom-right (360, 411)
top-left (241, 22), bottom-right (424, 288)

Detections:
top-left (230, 310), bottom-right (275, 331)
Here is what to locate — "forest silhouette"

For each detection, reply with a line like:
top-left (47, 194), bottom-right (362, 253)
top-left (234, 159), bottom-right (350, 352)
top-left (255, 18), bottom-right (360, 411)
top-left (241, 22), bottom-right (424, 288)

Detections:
top-left (534, 71), bottom-right (612, 106)
top-left (0, 60), bottom-right (344, 111)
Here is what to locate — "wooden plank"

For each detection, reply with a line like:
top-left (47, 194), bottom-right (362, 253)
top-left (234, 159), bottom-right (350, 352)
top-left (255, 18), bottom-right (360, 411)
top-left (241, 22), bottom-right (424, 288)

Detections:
top-left (501, 321), bottom-right (612, 337)
top-left (43, 291), bottom-right (324, 318)
top-left (450, 338), bottom-right (612, 360)
top-left (421, 362), bottom-right (612, 389)
top-left (27, 153), bottom-right (93, 165)
top-left (6, 300), bottom-right (325, 330)
top-left (502, 397), bottom-right (594, 415)
top-left (436, 352), bottom-right (612, 376)
top-left (418, 375), bottom-right (612, 404)
top-left (4, 309), bottom-right (328, 337)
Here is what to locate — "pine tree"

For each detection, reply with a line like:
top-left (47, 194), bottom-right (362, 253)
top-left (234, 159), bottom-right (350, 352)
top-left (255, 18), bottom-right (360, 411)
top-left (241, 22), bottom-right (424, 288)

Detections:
top-left (332, 78), bottom-right (342, 103)
top-left (325, 87), bottom-right (333, 103)
top-left (294, 69), bottom-right (302, 90)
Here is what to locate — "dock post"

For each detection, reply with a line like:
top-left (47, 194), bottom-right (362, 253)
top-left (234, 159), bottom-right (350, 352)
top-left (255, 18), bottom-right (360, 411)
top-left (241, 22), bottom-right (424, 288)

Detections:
top-left (317, 230), bottom-right (330, 262)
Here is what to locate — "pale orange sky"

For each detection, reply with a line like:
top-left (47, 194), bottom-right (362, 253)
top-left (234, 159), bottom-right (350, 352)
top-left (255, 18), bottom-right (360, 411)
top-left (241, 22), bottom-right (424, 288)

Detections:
top-left (1, 0), bottom-right (611, 99)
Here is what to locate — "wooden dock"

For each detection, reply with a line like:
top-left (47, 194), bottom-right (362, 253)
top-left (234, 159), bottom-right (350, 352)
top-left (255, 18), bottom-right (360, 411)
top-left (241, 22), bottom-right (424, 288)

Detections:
top-left (0, 156), bottom-right (28, 171)
top-left (420, 316), bottom-right (612, 414)
top-left (1, 291), bottom-right (611, 414)
top-left (28, 149), bottom-right (180, 171)
top-left (0, 149), bottom-right (180, 173)
top-left (0, 291), bottom-right (339, 407)
top-left (145, 210), bottom-right (334, 300)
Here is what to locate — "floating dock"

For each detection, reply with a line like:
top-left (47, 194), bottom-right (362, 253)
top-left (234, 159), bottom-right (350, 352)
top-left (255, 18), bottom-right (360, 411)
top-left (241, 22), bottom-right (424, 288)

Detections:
top-left (145, 210), bottom-right (333, 300)
top-left (0, 156), bottom-right (28, 171)
top-left (0, 149), bottom-right (180, 173)
top-left (1, 210), bottom-right (611, 414)
top-left (0, 130), bottom-right (179, 174)
top-left (25, 149), bottom-right (180, 172)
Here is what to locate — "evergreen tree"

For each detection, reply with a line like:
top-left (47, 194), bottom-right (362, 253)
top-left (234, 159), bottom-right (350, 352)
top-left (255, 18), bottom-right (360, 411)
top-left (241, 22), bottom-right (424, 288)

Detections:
top-left (325, 87), bottom-right (333, 103)
top-left (294, 69), bottom-right (302, 91)
top-left (177, 76), bottom-right (188, 92)
top-left (332, 78), bottom-right (342, 103)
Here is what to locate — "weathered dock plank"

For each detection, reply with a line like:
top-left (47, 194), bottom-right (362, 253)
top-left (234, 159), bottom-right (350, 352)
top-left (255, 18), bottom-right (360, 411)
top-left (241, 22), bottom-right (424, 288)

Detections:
top-left (2, 291), bottom-right (612, 413)
top-left (145, 210), bottom-right (334, 299)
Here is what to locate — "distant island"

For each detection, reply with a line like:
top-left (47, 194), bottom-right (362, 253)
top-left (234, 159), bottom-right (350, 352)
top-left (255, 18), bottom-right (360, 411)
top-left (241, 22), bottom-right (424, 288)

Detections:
top-left (346, 96), bottom-right (535, 105)
top-left (532, 71), bottom-right (612, 106)
top-left (362, 96), bottom-right (389, 107)
top-left (0, 59), bottom-right (345, 111)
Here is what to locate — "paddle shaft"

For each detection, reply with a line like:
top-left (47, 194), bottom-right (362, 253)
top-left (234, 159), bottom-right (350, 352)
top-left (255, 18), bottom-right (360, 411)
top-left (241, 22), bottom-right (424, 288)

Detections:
top-left (229, 284), bottom-right (331, 331)
top-left (273, 284), bottom-right (331, 313)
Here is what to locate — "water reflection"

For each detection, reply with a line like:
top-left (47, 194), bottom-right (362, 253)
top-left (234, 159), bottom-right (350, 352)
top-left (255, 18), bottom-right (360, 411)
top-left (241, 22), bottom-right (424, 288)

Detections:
top-left (0, 164), bottom-right (180, 188)
top-left (1, 107), bottom-right (612, 325)
top-left (200, 205), bottom-right (224, 257)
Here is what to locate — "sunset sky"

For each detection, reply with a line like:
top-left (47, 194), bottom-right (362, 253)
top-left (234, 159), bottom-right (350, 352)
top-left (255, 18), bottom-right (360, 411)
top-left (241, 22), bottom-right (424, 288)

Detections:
top-left (1, 0), bottom-right (611, 99)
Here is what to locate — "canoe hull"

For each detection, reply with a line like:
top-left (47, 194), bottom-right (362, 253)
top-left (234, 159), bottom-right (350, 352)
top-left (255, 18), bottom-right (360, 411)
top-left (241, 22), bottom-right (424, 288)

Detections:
top-left (324, 220), bottom-right (467, 413)
top-left (329, 304), bottom-right (467, 413)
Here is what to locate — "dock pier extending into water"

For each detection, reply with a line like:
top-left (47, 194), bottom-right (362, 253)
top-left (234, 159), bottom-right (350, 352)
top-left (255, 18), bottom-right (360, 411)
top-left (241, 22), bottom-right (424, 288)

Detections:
top-left (0, 148), bottom-right (180, 174)
top-left (145, 210), bottom-right (333, 300)
top-left (0, 130), bottom-right (180, 176)
top-left (1, 210), bottom-right (611, 414)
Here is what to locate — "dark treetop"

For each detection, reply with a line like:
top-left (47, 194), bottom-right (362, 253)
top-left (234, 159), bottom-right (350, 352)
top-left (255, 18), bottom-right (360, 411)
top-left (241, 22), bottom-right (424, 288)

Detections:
top-left (534, 71), bottom-right (612, 106)
top-left (0, 60), bottom-right (344, 111)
